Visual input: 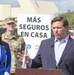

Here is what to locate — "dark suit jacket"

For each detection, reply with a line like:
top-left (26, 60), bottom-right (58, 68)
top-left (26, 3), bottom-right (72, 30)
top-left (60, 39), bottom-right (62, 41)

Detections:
top-left (31, 36), bottom-right (74, 75)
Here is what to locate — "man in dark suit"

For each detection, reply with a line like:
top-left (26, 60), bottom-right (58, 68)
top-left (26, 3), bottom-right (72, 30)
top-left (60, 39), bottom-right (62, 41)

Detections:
top-left (18, 16), bottom-right (74, 75)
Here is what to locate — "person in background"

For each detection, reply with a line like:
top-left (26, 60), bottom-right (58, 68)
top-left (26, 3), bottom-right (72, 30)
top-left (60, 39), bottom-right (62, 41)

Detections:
top-left (70, 31), bottom-right (74, 39)
top-left (18, 16), bottom-right (74, 75)
top-left (0, 31), bottom-right (11, 75)
top-left (2, 18), bottom-right (26, 75)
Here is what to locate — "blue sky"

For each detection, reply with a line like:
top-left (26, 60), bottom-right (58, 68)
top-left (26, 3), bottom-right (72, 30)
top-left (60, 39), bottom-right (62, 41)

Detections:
top-left (39, 0), bottom-right (74, 13)
top-left (0, 0), bottom-right (74, 14)
top-left (0, 0), bottom-right (20, 7)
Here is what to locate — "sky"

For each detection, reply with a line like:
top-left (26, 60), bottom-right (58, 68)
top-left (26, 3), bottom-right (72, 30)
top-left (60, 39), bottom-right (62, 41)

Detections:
top-left (40, 0), bottom-right (74, 14)
top-left (0, 0), bottom-right (74, 14)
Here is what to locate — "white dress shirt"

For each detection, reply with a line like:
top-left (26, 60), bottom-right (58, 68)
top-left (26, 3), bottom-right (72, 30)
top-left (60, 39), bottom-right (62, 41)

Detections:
top-left (54, 34), bottom-right (69, 66)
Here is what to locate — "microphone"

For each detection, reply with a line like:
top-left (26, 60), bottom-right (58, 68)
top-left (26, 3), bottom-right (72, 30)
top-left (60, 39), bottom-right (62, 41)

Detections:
top-left (51, 44), bottom-right (54, 47)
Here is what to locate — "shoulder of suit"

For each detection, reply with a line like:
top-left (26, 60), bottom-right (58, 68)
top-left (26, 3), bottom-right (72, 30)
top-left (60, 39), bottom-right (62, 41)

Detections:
top-left (41, 37), bottom-right (54, 42)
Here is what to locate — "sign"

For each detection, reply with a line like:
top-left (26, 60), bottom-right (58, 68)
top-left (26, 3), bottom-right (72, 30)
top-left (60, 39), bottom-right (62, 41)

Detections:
top-left (17, 14), bottom-right (51, 58)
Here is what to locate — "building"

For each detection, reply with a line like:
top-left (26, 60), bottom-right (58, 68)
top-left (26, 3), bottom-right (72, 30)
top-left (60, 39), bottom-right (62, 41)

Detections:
top-left (0, 0), bottom-right (58, 28)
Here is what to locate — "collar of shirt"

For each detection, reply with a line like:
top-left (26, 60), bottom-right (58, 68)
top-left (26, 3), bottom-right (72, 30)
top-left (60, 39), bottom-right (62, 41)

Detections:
top-left (4, 32), bottom-right (17, 39)
top-left (54, 34), bottom-right (69, 43)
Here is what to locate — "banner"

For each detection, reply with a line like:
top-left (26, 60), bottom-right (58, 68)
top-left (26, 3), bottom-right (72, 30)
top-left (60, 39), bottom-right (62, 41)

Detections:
top-left (17, 14), bottom-right (51, 58)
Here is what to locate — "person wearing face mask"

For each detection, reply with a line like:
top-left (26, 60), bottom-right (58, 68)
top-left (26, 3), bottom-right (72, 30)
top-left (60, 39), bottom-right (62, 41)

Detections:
top-left (0, 31), bottom-right (11, 75)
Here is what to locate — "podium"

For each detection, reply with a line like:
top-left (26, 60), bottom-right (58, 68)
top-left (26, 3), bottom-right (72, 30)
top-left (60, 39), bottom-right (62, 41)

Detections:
top-left (15, 68), bottom-right (65, 75)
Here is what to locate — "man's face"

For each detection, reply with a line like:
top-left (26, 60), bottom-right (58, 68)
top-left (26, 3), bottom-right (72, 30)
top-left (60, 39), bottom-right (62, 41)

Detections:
top-left (5, 22), bottom-right (16, 31)
top-left (51, 21), bottom-right (68, 40)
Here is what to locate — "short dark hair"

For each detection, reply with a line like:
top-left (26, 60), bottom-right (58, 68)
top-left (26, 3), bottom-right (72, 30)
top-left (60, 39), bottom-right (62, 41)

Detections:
top-left (0, 30), bottom-right (7, 50)
top-left (51, 16), bottom-right (69, 27)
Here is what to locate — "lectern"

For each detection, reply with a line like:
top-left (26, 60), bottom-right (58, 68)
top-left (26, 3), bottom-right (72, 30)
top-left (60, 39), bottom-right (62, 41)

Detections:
top-left (15, 68), bottom-right (65, 75)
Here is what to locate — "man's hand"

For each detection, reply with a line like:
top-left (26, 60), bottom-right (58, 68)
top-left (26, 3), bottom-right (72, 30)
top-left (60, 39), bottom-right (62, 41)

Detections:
top-left (17, 51), bottom-right (24, 62)
top-left (17, 51), bottom-right (31, 64)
